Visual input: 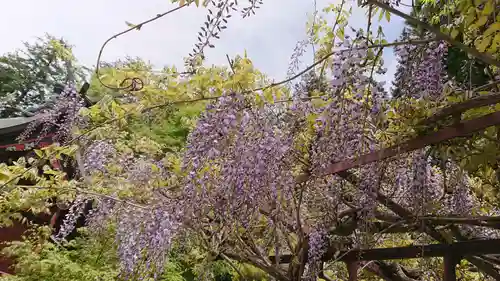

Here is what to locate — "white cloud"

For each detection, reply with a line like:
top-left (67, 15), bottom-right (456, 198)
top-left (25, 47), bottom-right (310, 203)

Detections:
top-left (0, 0), bottom-right (412, 86)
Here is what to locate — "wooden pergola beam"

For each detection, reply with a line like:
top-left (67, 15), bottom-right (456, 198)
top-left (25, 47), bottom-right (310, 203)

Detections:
top-left (270, 239), bottom-right (500, 263)
top-left (444, 255), bottom-right (460, 281)
top-left (319, 110), bottom-right (500, 177)
top-left (421, 92), bottom-right (500, 125)
top-left (337, 171), bottom-right (500, 279)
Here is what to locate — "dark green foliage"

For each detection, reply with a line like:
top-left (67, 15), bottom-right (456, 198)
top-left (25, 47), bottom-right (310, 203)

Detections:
top-left (0, 34), bottom-right (87, 118)
top-left (445, 46), bottom-right (490, 88)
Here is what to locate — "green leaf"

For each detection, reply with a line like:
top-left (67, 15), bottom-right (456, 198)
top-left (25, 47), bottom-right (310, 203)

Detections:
top-left (465, 8), bottom-right (477, 26)
top-left (336, 27), bottom-right (345, 40)
top-left (385, 10), bottom-right (390, 22)
top-left (475, 15), bottom-right (489, 28)
top-left (263, 90), bottom-right (275, 104)
top-left (0, 171), bottom-right (11, 182)
top-left (492, 33), bottom-right (500, 53)
top-left (450, 29), bottom-right (459, 39)
top-left (255, 94), bottom-right (264, 107)
top-left (484, 22), bottom-right (500, 37)
top-left (482, 0), bottom-right (494, 15)
top-left (476, 35), bottom-right (492, 52)
top-left (34, 149), bottom-right (44, 158)
top-left (125, 21), bottom-right (142, 31)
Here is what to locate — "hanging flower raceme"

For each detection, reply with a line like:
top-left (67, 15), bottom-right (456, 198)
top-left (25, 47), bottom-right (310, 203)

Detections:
top-left (393, 31), bottom-right (448, 99)
top-left (86, 198), bottom-right (115, 232)
top-left (121, 156), bottom-right (166, 185)
top-left (182, 92), bottom-right (296, 228)
top-left (53, 196), bottom-right (91, 242)
top-left (83, 140), bottom-right (116, 174)
top-left (305, 227), bottom-right (328, 280)
top-left (384, 150), bottom-right (443, 214)
top-left (115, 204), bottom-right (181, 280)
top-left (442, 164), bottom-right (477, 216)
top-left (312, 38), bottom-right (385, 171)
top-left (305, 38), bottom-right (386, 220)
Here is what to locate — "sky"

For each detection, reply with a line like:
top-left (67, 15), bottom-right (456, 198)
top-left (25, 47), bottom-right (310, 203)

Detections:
top-left (0, 0), bottom-right (411, 92)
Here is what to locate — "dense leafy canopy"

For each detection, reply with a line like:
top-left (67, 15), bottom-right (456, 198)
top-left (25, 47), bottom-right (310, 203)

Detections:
top-left (0, 34), bottom-right (87, 118)
top-left (2, 0), bottom-right (500, 280)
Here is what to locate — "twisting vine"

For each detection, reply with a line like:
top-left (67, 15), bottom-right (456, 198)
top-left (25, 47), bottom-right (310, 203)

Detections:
top-left (94, 3), bottom-right (188, 91)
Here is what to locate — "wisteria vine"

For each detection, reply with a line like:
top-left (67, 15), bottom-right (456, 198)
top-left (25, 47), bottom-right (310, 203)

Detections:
top-left (10, 1), bottom-right (500, 280)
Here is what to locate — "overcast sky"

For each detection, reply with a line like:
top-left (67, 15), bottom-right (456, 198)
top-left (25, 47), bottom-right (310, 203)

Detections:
top-left (0, 0), bottom-right (411, 91)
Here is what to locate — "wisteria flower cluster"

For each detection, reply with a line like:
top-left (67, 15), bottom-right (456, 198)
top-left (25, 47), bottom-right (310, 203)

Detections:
top-left (182, 92), bottom-right (296, 228)
top-left (82, 140), bottom-right (116, 174)
top-left (393, 30), bottom-right (449, 99)
top-left (115, 205), bottom-right (181, 280)
top-left (53, 196), bottom-right (90, 242)
top-left (18, 83), bottom-right (85, 143)
top-left (305, 228), bottom-right (328, 280)
top-left (24, 27), bottom-right (500, 281)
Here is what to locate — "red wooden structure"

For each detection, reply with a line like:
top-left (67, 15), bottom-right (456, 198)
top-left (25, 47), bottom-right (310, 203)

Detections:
top-left (0, 83), bottom-right (91, 275)
top-left (0, 116), bottom-right (65, 274)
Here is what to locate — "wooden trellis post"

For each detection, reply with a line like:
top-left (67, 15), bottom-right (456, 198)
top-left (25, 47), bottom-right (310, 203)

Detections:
top-left (443, 255), bottom-right (460, 281)
top-left (346, 261), bottom-right (358, 281)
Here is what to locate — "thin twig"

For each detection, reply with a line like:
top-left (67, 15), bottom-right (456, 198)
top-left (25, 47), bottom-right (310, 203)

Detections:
top-left (220, 253), bottom-right (248, 281)
top-left (473, 79), bottom-right (500, 92)
top-left (95, 4), bottom-right (188, 90)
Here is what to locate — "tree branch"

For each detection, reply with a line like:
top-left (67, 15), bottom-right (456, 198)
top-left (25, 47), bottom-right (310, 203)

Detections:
top-left (366, 0), bottom-right (500, 68)
top-left (219, 253), bottom-right (248, 281)
top-left (95, 4), bottom-right (189, 90)
top-left (420, 91), bottom-right (500, 126)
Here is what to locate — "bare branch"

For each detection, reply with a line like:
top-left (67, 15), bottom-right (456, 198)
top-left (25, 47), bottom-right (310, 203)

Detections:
top-left (219, 253), bottom-right (248, 281)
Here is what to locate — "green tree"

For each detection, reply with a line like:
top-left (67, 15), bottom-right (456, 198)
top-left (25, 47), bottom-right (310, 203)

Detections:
top-left (0, 34), bottom-right (87, 118)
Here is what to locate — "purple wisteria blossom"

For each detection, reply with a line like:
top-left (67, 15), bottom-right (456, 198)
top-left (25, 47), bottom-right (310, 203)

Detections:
top-left (53, 196), bottom-right (90, 242)
top-left (305, 228), bottom-right (328, 280)
top-left (182, 92), bottom-right (295, 227)
top-left (116, 205), bottom-right (180, 280)
top-left (18, 83), bottom-right (85, 143)
top-left (393, 31), bottom-right (448, 99)
top-left (83, 140), bottom-right (116, 174)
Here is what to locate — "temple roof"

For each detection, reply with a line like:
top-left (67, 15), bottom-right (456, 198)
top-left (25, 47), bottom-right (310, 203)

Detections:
top-left (0, 117), bottom-right (37, 128)
top-left (0, 82), bottom-right (91, 136)
top-left (0, 116), bottom-right (37, 134)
